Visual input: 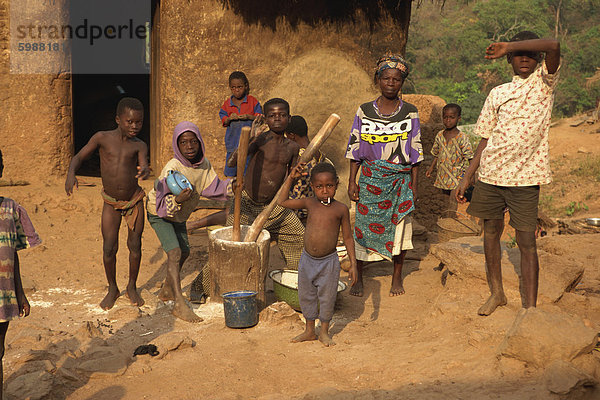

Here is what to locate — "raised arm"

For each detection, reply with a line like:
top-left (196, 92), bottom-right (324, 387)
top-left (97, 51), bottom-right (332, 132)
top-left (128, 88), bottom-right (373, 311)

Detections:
top-left (485, 38), bottom-right (560, 74)
top-left (276, 163), bottom-right (308, 209)
top-left (65, 133), bottom-right (101, 195)
top-left (228, 125), bottom-right (270, 168)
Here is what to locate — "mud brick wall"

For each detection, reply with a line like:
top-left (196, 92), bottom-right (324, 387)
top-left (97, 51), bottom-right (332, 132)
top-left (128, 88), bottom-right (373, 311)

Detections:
top-left (0, 0), bottom-right (72, 181)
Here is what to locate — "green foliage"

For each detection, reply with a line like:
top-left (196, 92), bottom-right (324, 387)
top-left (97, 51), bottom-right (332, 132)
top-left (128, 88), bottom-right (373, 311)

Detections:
top-left (565, 201), bottom-right (589, 216)
top-left (407, 0), bottom-right (600, 123)
top-left (506, 233), bottom-right (517, 248)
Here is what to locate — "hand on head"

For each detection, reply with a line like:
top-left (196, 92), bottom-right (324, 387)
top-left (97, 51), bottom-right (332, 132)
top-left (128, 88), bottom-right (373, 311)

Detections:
top-left (485, 42), bottom-right (509, 59)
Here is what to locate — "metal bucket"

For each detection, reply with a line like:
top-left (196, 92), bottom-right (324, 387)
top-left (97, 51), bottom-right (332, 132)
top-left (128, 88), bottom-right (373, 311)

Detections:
top-left (222, 290), bottom-right (258, 328)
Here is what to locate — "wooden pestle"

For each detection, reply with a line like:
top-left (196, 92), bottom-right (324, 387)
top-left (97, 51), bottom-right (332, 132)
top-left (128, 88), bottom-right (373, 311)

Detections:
top-left (232, 126), bottom-right (251, 241)
top-left (243, 113), bottom-right (341, 242)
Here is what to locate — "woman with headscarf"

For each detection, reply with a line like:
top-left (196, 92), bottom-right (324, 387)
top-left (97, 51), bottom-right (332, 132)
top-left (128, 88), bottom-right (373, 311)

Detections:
top-left (346, 54), bottom-right (423, 297)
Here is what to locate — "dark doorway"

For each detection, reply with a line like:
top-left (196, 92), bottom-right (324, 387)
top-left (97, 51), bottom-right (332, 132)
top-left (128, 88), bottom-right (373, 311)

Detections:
top-left (71, 74), bottom-right (150, 176)
top-left (69, 1), bottom-right (153, 177)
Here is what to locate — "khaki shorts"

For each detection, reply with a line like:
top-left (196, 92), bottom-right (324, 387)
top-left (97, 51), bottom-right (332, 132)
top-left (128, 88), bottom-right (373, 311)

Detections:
top-left (467, 180), bottom-right (539, 232)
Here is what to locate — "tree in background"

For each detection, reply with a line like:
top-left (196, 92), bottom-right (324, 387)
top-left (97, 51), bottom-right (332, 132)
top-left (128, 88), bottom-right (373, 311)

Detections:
top-left (405, 0), bottom-right (600, 123)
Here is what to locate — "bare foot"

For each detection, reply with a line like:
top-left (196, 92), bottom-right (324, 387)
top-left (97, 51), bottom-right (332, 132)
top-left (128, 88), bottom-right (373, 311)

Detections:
top-left (172, 299), bottom-right (203, 323)
top-left (126, 285), bottom-right (145, 307)
top-left (389, 276), bottom-right (405, 296)
top-left (100, 286), bottom-right (120, 310)
top-left (350, 279), bottom-right (363, 297)
top-left (318, 331), bottom-right (336, 347)
top-left (158, 283), bottom-right (174, 301)
top-left (477, 293), bottom-right (507, 316)
top-left (291, 330), bottom-right (317, 343)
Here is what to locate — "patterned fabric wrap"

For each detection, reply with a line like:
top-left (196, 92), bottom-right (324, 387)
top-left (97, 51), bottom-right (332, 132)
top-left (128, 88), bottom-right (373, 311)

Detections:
top-left (0, 198), bottom-right (41, 322)
top-left (101, 188), bottom-right (146, 232)
top-left (354, 160), bottom-right (414, 257)
top-left (430, 130), bottom-right (474, 190)
top-left (376, 54), bottom-right (410, 80)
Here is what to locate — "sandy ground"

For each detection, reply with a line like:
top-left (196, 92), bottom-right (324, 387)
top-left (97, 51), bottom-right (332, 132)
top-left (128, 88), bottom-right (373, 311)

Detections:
top-left (3, 118), bottom-right (600, 399)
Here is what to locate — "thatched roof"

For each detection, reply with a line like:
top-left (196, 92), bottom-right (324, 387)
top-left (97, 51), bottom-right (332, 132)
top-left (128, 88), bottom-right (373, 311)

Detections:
top-left (218, 0), bottom-right (416, 30)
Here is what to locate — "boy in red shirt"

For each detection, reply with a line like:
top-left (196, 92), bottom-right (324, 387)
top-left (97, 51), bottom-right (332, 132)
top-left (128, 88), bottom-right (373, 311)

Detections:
top-left (219, 71), bottom-right (262, 177)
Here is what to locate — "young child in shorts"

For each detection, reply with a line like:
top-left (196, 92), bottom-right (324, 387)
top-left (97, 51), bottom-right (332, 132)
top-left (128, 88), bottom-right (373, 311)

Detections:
top-left (0, 149), bottom-right (41, 394)
top-left (65, 97), bottom-right (149, 310)
top-left (146, 121), bottom-right (232, 322)
top-left (278, 162), bottom-right (357, 346)
top-left (219, 71), bottom-right (262, 177)
top-left (426, 103), bottom-right (474, 214)
top-left (456, 31), bottom-right (560, 316)
top-left (285, 115), bottom-right (333, 225)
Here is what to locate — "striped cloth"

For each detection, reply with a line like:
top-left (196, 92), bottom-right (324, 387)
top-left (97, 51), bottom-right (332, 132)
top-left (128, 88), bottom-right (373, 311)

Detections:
top-left (101, 188), bottom-right (146, 232)
top-left (0, 197), bottom-right (41, 322)
top-left (227, 190), bottom-right (304, 269)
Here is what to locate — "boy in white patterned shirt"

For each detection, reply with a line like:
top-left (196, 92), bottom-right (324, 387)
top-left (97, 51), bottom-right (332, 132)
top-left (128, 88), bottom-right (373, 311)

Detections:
top-left (456, 31), bottom-right (560, 316)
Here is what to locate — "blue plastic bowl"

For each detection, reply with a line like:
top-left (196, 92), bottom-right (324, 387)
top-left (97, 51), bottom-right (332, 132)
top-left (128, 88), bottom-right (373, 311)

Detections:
top-left (166, 170), bottom-right (193, 195)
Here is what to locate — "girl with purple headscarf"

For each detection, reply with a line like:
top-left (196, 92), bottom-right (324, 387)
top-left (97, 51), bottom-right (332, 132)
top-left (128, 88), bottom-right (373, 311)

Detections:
top-left (146, 121), bottom-right (231, 322)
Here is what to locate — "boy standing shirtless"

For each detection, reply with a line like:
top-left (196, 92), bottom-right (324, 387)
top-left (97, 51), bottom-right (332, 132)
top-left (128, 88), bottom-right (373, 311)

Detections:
top-left (278, 162), bottom-right (357, 346)
top-left (227, 98), bottom-right (304, 269)
top-left (65, 97), bottom-right (149, 310)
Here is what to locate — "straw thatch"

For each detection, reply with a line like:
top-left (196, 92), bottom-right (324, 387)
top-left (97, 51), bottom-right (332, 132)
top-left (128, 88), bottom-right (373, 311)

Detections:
top-left (218, 0), bottom-right (415, 30)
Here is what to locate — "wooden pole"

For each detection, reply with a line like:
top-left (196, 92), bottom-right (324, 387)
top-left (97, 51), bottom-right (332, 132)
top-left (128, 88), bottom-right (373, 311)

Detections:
top-left (243, 113), bottom-right (341, 242)
top-left (232, 126), bottom-right (251, 241)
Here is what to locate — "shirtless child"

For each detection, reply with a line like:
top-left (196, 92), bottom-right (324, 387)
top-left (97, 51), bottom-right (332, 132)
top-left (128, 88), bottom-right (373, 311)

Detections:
top-left (65, 97), bottom-right (149, 310)
top-left (227, 98), bottom-right (304, 269)
top-left (278, 162), bottom-right (358, 346)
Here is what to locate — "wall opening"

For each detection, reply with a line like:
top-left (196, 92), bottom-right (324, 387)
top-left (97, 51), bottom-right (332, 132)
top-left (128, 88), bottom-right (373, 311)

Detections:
top-left (69, 1), bottom-right (156, 177)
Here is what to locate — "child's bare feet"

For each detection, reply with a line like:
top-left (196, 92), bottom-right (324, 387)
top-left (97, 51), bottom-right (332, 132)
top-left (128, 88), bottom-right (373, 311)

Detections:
top-left (126, 284), bottom-right (145, 307)
top-left (100, 286), bottom-right (120, 310)
top-left (318, 331), bottom-right (335, 347)
top-left (172, 299), bottom-right (203, 323)
top-left (389, 276), bottom-right (405, 296)
top-left (318, 322), bottom-right (335, 346)
top-left (477, 293), bottom-right (507, 316)
top-left (158, 283), bottom-right (174, 301)
top-left (350, 279), bottom-right (363, 297)
top-left (291, 330), bottom-right (318, 343)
